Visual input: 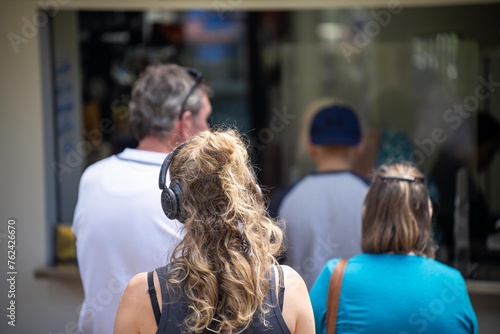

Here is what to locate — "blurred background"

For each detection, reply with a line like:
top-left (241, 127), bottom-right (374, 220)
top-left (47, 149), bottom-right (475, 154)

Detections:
top-left (1, 0), bottom-right (500, 332)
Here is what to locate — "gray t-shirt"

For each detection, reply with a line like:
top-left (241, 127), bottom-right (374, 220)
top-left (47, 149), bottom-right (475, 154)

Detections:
top-left (278, 171), bottom-right (369, 289)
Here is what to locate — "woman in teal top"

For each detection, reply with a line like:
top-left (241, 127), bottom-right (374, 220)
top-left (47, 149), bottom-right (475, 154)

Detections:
top-left (310, 162), bottom-right (478, 334)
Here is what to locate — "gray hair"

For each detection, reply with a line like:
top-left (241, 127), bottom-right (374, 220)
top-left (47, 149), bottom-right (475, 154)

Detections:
top-left (128, 64), bottom-right (209, 141)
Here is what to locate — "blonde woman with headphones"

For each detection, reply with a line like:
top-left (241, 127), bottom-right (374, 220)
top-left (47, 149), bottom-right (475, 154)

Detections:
top-left (114, 129), bottom-right (315, 334)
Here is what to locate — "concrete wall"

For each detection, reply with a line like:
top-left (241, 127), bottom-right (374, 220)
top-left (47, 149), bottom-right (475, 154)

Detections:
top-left (0, 1), bottom-right (84, 333)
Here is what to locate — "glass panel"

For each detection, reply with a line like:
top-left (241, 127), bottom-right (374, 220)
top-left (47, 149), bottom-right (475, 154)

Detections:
top-left (280, 39), bottom-right (479, 184)
top-left (279, 39), bottom-right (495, 269)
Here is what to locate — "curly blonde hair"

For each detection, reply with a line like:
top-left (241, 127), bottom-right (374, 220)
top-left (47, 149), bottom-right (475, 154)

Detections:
top-left (167, 129), bottom-right (284, 333)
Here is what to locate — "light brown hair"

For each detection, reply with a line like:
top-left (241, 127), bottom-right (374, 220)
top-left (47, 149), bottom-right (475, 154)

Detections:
top-left (362, 162), bottom-right (436, 258)
top-left (168, 129), bottom-right (283, 333)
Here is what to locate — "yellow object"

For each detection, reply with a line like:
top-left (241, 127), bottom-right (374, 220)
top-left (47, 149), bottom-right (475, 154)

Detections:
top-left (55, 224), bottom-right (77, 265)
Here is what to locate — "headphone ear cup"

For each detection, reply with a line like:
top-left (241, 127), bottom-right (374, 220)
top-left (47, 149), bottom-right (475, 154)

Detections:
top-left (161, 187), bottom-right (177, 221)
top-left (170, 180), bottom-right (184, 221)
top-left (161, 180), bottom-right (184, 222)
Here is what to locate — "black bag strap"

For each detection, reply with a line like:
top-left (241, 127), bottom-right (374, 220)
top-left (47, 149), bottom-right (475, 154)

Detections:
top-left (147, 271), bottom-right (161, 326)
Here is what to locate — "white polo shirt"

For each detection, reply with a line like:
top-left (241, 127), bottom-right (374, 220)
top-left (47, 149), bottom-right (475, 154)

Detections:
top-left (72, 148), bottom-right (184, 334)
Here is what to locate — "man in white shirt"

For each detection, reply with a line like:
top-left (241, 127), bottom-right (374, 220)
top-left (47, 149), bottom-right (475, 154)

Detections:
top-left (72, 64), bottom-right (212, 334)
top-left (278, 103), bottom-right (368, 289)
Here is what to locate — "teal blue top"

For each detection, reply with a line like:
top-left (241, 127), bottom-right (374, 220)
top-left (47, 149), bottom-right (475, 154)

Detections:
top-left (310, 254), bottom-right (478, 334)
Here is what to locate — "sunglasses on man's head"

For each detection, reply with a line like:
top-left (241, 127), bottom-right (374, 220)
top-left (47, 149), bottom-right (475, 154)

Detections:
top-left (179, 67), bottom-right (204, 119)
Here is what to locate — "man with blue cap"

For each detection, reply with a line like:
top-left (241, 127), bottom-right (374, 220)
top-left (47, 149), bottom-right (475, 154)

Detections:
top-left (278, 102), bottom-right (369, 289)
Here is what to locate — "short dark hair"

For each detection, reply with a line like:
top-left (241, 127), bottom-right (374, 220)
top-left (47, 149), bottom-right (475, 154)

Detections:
top-left (128, 64), bottom-right (210, 141)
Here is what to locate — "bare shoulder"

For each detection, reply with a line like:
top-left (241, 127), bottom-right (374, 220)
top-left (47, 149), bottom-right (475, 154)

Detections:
top-left (278, 265), bottom-right (316, 334)
top-left (279, 265), bottom-right (309, 301)
top-left (280, 265), bottom-right (307, 287)
top-left (114, 272), bottom-right (154, 334)
top-left (280, 264), bottom-right (300, 276)
top-left (123, 272), bottom-right (149, 300)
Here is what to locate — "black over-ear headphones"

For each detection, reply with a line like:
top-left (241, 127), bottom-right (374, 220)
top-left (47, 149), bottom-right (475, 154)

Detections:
top-left (159, 140), bottom-right (264, 222)
top-left (158, 142), bottom-right (188, 222)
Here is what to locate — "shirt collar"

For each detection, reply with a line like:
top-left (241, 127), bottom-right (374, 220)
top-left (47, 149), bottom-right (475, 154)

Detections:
top-left (115, 148), bottom-right (168, 166)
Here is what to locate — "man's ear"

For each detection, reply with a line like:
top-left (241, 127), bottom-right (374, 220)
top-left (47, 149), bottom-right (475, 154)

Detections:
top-left (355, 136), bottom-right (367, 157)
top-left (179, 111), bottom-right (194, 140)
top-left (307, 141), bottom-right (317, 160)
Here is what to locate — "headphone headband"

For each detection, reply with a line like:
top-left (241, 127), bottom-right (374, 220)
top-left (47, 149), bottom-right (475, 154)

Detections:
top-left (158, 141), bottom-right (188, 190)
top-left (159, 139), bottom-right (263, 222)
top-left (159, 141), bottom-right (189, 222)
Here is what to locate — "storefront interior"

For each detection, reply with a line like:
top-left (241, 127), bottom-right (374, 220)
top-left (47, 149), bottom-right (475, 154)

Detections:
top-left (2, 1), bottom-right (500, 333)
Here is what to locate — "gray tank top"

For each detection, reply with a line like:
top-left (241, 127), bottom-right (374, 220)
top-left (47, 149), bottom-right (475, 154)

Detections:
top-left (148, 264), bottom-right (290, 334)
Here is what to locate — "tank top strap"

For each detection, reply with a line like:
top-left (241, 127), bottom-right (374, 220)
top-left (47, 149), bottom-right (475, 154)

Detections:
top-left (147, 271), bottom-right (161, 326)
top-left (154, 264), bottom-right (290, 334)
top-left (155, 264), bottom-right (186, 334)
top-left (276, 265), bottom-right (285, 311)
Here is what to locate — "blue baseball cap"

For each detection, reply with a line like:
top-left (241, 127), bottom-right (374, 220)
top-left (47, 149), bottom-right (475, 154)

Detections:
top-left (309, 104), bottom-right (361, 146)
